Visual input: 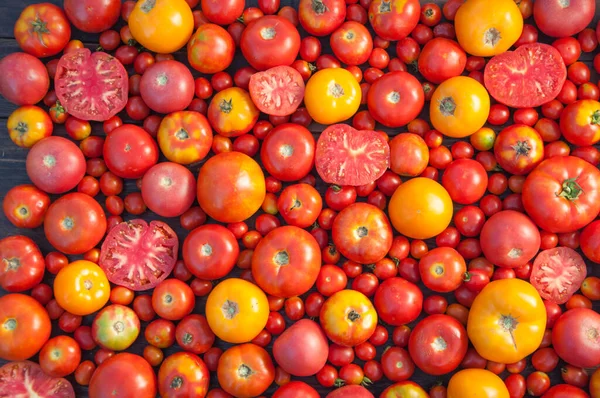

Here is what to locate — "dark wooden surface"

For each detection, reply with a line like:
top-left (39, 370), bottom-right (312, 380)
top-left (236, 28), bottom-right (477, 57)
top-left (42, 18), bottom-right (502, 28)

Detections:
top-left (1, 0), bottom-right (600, 397)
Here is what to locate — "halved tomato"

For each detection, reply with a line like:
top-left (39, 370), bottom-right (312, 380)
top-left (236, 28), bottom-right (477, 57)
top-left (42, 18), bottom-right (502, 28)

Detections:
top-left (315, 124), bottom-right (390, 186)
top-left (249, 66), bottom-right (305, 116)
top-left (99, 219), bottom-right (178, 291)
top-left (530, 247), bottom-right (587, 305)
top-left (0, 361), bottom-right (75, 398)
top-left (54, 48), bottom-right (128, 121)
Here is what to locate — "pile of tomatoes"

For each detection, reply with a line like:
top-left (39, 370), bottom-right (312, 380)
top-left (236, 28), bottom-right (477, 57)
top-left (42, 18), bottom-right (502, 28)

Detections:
top-left (1, 0), bottom-right (600, 397)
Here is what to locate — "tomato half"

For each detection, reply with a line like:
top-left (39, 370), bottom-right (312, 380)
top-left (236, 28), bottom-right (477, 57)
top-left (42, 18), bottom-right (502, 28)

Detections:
top-left (249, 66), bottom-right (305, 116)
top-left (54, 260), bottom-right (110, 316)
top-left (304, 68), bottom-right (361, 125)
top-left (530, 247), bottom-right (587, 305)
top-left (0, 361), bottom-right (75, 398)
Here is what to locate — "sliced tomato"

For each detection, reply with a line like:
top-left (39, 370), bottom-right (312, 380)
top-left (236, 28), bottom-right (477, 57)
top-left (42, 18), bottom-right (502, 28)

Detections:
top-left (55, 48), bottom-right (128, 121)
top-left (315, 124), bottom-right (390, 186)
top-left (484, 43), bottom-right (566, 108)
top-left (530, 247), bottom-right (587, 305)
top-left (0, 361), bottom-right (75, 398)
top-left (99, 219), bottom-right (178, 291)
top-left (249, 65), bottom-right (305, 116)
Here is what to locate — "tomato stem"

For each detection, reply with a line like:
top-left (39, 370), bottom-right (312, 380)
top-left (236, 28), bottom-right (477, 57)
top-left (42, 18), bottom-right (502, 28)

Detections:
top-left (438, 97), bottom-right (456, 116)
top-left (591, 110), bottom-right (600, 125)
top-left (238, 364), bottom-right (254, 378)
top-left (3, 318), bottom-right (17, 331)
top-left (511, 140), bottom-right (532, 157)
top-left (170, 376), bottom-right (183, 389)
top-left (219, 98), bottom-right (234, 114)
top-left (14, 122), bottom-right (28, 135)
top-left (140, 0), bottom-right (156, 13)
top-left (347, 309), bottom-right (361, 322)
top-left (557, 178), bottom-right (584, 201)
top-left (378, 0), bottom-right (391, 12)
top-left (311, 0), bottom-right (329, 14)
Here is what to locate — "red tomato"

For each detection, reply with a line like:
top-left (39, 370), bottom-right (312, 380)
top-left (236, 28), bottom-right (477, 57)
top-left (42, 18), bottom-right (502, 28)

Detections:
top-left (581, 220), bottom-right (600, 263)
top-left (374, 277), bottom-right (423, 326)
top-left (217, 343), bottom-right (275, 397)
top-left (368, 0), bottom-right (421, 41)
top-left (188, 23), bottom-right (235, 74)
top-left (157, 352), bottom-right (209, 398)
top-left (2, 184), bottom-right (50, 229)
top-left (141, 162), bottom-right (196, 217)
top-left (367, 71), bottom-right (424, 128)
top-left (260, 123), bottom-right (315, 182)
top-left (63, 0), bottom-right (120, 33)
top-left (330, 22), bottom-right (373, 66)
top-left (560, 99), bottom-right (600, 146)
top-left (175, 314), bottom-right (215, 355)
top-left (0, 52), bottom-right (49, 106)
top-left (277, 184), bottom-right (322, 228)
top-left (182, 224), bottom-right (238, 281)
top-left (240, 16), bottom-right (300, 70)
top-left (298, 0), bottom-right (345, 36)
top-left (389, 133), bottom-right (429, 177)
top-left (103, 124), bottom-right (159, 179)
top-left (441, 159), bottom-right (488, 205)
top-left (14, 3), bottom-right (71, 58)
top-left (533, 0), bottom-right (595, 38)
top-left (552, 308), bottom-right (600, 368)
top-left (381, 347), bottom-right (414, 381)
top-left (152, 279), bottom-right (195, 321)
top-left (140, 60), bottom-right (195, 114)
top-left (419, 247), bottom-right (466, 293)
top-left (272, 319), bottom-right (328, 377)
top-left (89, 353), bottom-right (156, 397)
top-left (543, 385), bottom-right (589, 398)
top-left (418, 38), bottom-right (466, 84)
top-left (530, 247), bottom-right (587, 305)
top-left (494, 124), bottom-right (545, 175)
top-left (249, 66), bottom-right (305, 116)
top-left (0, 236), bottom-right (44, 293)
top-left (0, 361), bottom-right (75, 397)
top-left (38, 335), bottom-right (81, 378)
top-left (272, 381), bottom-right (320, 398)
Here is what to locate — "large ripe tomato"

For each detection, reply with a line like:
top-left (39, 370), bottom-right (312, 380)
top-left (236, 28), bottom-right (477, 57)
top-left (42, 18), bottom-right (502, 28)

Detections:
top-left (252, 226), bottom-right (321, 297)
top-left (374, 277), bottom-right (422, 326)
top-left (103, 124), bottom-right (158, 179)
top-left (141, 162), bottom-right (196, 217)
top-left (447, 369), bottom-right (509, 398)
top-left (54, 260), bottom-right (110, 316)
top-left (494, 124), bottom-right (544, 175)
top-left (380, 382), bottom-right (427, 398)
top-left (140, 60), bottom-right (195, 114)
top-left (389, 177), bottom-right (453, 239)
top-left (183, 224), bottom-right (238, 281)
top-left (304, 68), bottom-right (361, 125)
top-left (530, 247), bottom-right (587, 305)
top-left (273, 319), bottom-right (328, 377)
top-left (157, 352), bottom-right (209, 398)
top-left (188, 24), bottom-right (235, 74)
top-left (55, 48), bottom-right (128, 121)
top-left (260, 123), bottom-right (315, 182)
top-left (430, 75), bottom-right (490, 138)
top-left (0, 236), bottom-right (44, 293)
top-left (249, 66), bottom-right (305, 116)
top-left (522, 156), bottom-right (600, 233)
top-left (2, 184), bottom-right (50, 229)
top-left (315, 124), bottom-right (389, 186)
top-left (129, 0), bottom-right (194, 53)
top-left (552, 308), bottom-right (600, 368)
top-left (468, 278), bottom-right (546, 363)
top-left (92, 304), bottom-right (140, 351)
top-left (99, 219), bottom-right (178, 291)
top-left (326, 385), bottom-right (375, 398)
top-left (441, 159), bottom-right (488, 205)
top-left (455, 0), bottom-right (523, 57)
top-left (44, 193), bottom-right (106, 255)
top-left (367, 71), bottom-right (424, 128)
top-left (205, 278), bottom-right (269, 343)
top-left (408, 314), bottom-right (468, 375)
top-left (197, 151), bottom-right (265, 223)
top-left (330, 22), bottom-right (373, 66)
top-left (26, 136), bottom-right (85, 194)
top-left (273, 381), bottom-right (320, 398)
top-left (277, 184), bottom-right (322, 228)
top-left (332, 203), bottom-right (392, 264)
top-left (484, 43), bottom-right (566, 108)
top-left (543, 385), bottom-right (590, 398)
top-left (368, 0), bottom-right (420, 41)
top-left (14, 3), bottom-right (70, 58)
top-left (533, 0), bottom-right (595, 38)
top-left (480, 210), bottom-right (541, 269)
top-left (217, 343), bottom-right (275, 398)
top-left (207, 87), bottom-right (259, 137)
top-left (89, 353), bottom-right (157, 398)
top-left (0, 294), bottom-right (51, 361)
top-left (418, 38), bottom-right (466, 83)
top-left (240, 16), bottom-right (300, 71)
top-left (0, 361), bottom-right (75, 398)
top-left (389, 133), bottom-right (429, 177)
top-left (419, 247), bottom-right (466, 293)
top-left (299, 0), bottom-right (345, 36)
top-left (560, 100), bottom-right (600, 146)
top-left (581, 220), bottom-right (600, 263)
top-left (63, 0), bottom-right (120, 33)
top-left (0, 52), bottom-right (49, 106)
top-left (320, 289), bottom-right (378, 347)
top-left (8, 105), bottom-right (53, 148)
top-left (157, 111), bottom-right (213, 165)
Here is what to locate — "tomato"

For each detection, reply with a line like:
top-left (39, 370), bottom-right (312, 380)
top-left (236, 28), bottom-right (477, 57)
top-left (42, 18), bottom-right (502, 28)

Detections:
top-left (188, 24), bottom-right (234, 74)
top-left (409, 314), bottom-right (468, 375)
top-left (248, 67), bottom-right (305, 118)
top-left (157, 111), bottom-right (213, 165)
top-left (0, 361), bottom-right (75, 397)
top-left (418, 38), bottom-right (466, 83)
top-left (298, 0), bottom-right (345, 36)
top-left (368, 0), bottom-right (420, 41)
top-left (53, 260), bottom-right (110, 316)
top-left (530, 247), bottom-right (587, 305)
top-left (0, 52), bottom-right (49, 106)
top-left (522, 156), bottom-right (600, 233)
top-left (374, 277), bottom-right (422, 325)
top-left (89, 353), bottom-right (156, 398)
top-left (208, 87), bottom-right (259, 137)
top-left (181, 225), bottom-right (237, 282)
top-left (380, 347), bottom-right (414, 381)
top-left (560, 99), bottom-right (600, 146)
top-left (320, 289), bottom-right (377, 347)
top-left (315, 124), bottom-right (389, 186)
top-left (129, 0), bottom-right (193, 53)
top-left (455, 0), bottom-right (523, 57)
top-left (330, 21), bottom-right (373, 66)
top-left (261, 123), bottom-right (315, 182)
top-left (92, 304), bottom-right (140, 351)
top-left (493, 125), bottom-right (544, 176)
top-left (389, 177), bottom-right (453, 239)
top-left (141, 162), bottom-right (196, 217)
top-left (534, 0), bottom-right (594, 38)
top-left (552, 308), bottom-right (600, 368)
top-left (277, 184), bottom-right (322, 228)
top-left (543, 385), bottom-right (589, 398)
top-left (591, 368), bottom-right (600, 398)
top-left (151, 279), bottom-right (195, 321)
top-left (273, 381), bottom-right (320, 398)
top-left (55, 49), bottom-right (127, 121)
top-left (0, 236), bottom-right (44, 293)
top-left (380, 382), bottom-right (427, 398)
top-left (44, 193), bottom-right (106, 255)
top-left (419, 247), bottom-right (466, 293)
top-left (581, 221), bottom-right (600, 263)
top-left (217, 343), bottom-right (274, 398)
top-left (327, 385), bottom-right (375, 398)
top-left (447, 369), bottom-right (509, 398)
top-left (468, 278), bottom-right (546, 363)
top-left (484, 43), bottom-right (567, 108)
top-left (1, 183), bottom-right (48, 227)
top-left (240, 16), bottom-right (300, 70)
top-left (430, 76), bottom-right (490, 138)
top-left (9, 106), bottom-right (53, 150)
top-left (15, 3), bottom-right (70, 57)
top-left (140, 60), bottom-right (195, 114)
top-left (103, 124), bottom-right (159, 179)
top-left (272, 319), bottom-right (328, 377)
top-left (158, 352), bottom-right (209, 398)
top-left (197, 152), bottom-right (265, 223)
top-left (367, 71), bottom-right (424, 127)
top-left (304, 68), bottom-right (361, 124)
top-left (201, 0), bottom-right (243, 24)
top-left (63, 0), bottom-right (119, 33)
top-left (389, 133), bottom-right (429, 177)
top-left (441, 159), bottom-right (487, 205)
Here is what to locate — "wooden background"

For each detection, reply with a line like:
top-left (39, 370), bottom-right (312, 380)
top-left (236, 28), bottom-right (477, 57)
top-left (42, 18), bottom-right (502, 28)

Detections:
top-left (0, 0), bottom-right (599, 396)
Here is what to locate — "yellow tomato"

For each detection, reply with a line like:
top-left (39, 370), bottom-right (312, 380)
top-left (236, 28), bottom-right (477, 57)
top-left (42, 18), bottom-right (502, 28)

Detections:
top-left (54, 260), bottom-right (110, 316)
top-left (304, 68), bottom-right (361, 125)
top-left (205, 278), bottom-right (269, 344)
top-left (455, 0), bottom-right (523, 57)
top-left (470, 127), bottom-right (496, 151)
top-left (590, 367), bottom-right (600, 398)
top-left (129, 0), bottom-right (194, 54)
top-left (207, 87), bottom-right (260, 137)
top-left (157, 111), bottom-right (214, 165)
top-left (430, 76), bottom-right (490, 138)
top-left (448, 369), bottom-right (509, 398)
top-left (388, 177), bottom-right (453, 239)
top-left (7, 105), bottom-right (53, 148)
top-left (468, 278), bottom-right (546, 364)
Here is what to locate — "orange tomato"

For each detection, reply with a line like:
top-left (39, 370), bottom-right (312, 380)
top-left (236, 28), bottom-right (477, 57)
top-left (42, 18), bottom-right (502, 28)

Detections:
top-left (448, 369), bottom-right (509, 398)
top-left (54, 260), bottom-right (110, 316)
top-left (7, 105), bottom-right (53, 148)
top-left (304, 68), bottom-right (361, 125)
top-left (590, 367), bottom-right (600, 398)
top-left (207, 87), bottom-right (259, 138)
top-left (157, 111), bottom-right (213, 165)
top-left (389, 133), bottom-right (429, 177)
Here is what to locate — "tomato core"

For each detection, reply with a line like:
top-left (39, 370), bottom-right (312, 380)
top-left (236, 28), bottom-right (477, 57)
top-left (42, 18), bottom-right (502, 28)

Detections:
top-left (484, 28), bottom-right (501, 47)
top-left (260, 27), bottom-right (276, 40)
top-left (387, 91), bottom-right (400, 104)
top-left (558, 0), bottom-right (570, 8)
top-left (15, 122), bottom-right (28, 134)
top-left (432, 337), bottom-right (447, 351)
top-left (274, 251), bottom-right (290, 266)
top-left (345, 31), bottom-right (355, 41)
top-left (5, 258), bottom-right (20, 270)
top-left (51, 349), bottom-right (61, 359)
top-left (3, 318), bottom-right (16, 331)
top-left (312, 0), bottom-right (327, 14)
top-left (348, 309), bottom-right (361, 322)
top-left (511, 141), bottom-right (532, 157)
top-left (439, 97), bottom-right (456, 116)
top-left (156, 73), bottom-right (168, 87)
top-left (182, 333), bottom-right (192, 345)
top-left (432, 264), bottom-right (445, 276)
top-left (238, 364), bottom-right (254, 378)
top-left (558, 178), bottom-right (584, 201)
top-left (175, 128), bottom-right (189, 140)
top-left (61, 216), bottom-right (74, 230)
top-left (159, 177), bottom-right (173, 188)
top-left (43, 155), bottom-right (56, 168)
top-left (31, 18), bottom-right (49, 34)
top-left (508, 248), bottom-right (522, 258)
top-left (328, 81), bottom-right (344, 98)
top-left (356, 226), bottom-right (369, 238)
top-left (140, 0), bottom-right (156, 13)
top-left (113, 321), bottom-right (125, 333)
top-left (17, 206), bottom-right (29, 217)
top-left (587, 327), bottom-right (599, 340)
top-left (201, 244), bottom-right (213, 256)
top-left (222, 300), bottom-right (240, 319)
top-left (280, 144), bottom-right (294, 157)
top-left (84, 279), bottom-right (93, 290)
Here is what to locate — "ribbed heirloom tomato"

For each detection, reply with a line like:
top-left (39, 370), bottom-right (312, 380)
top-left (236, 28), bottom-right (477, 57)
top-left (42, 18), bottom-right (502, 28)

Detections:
top-left (14, 3), bottom-right (70, 58)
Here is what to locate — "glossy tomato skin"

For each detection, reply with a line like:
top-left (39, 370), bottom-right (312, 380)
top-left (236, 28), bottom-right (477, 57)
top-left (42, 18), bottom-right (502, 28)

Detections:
top-left (141, 162), bottom-right (196, 217)
top-left (63, 0), bottom-right (120, 33)
top-left (326, 385), bottom-right (375, 398)
top-left (54, 260), bottom-right (110, 316)
top-left (419, 247), bottom-right (466, 293)
top-left (277, 184), bottom-right (322, 228)
top-left (320, 290), bottom-right (378, 347)
top-left (304, 68), bottom-right (361, 125)
top-left (0, 236), bottom-right (44, 292)
top-left (152, 279), bottom-right (195, 321)
top-left (261, 125), bottom-right (314, 183)
top-left (494, 125), bottom-right (544, 175)
top-left (273, 319), bottom-right (328, 377)
top-left (103, 124), bottom-right (159, 179)
top-left (217, 343), bottom-right (275, 398)
top-left (330, 21), bottom-right (373, 66)
top-left (188, 24), bottom-right (235, 74)
top-left (140, 60), bottom-right (195, 114)
top-left (441, 159), bottom-right (488, 205)
top-left (560, 99), bottom-right (600, 146)
top-left (298, 0), bottom-right (345, 36)
top-left (2, 184), bottom-right (49, 229)
top-left (581, 220), bottom-right (600, 263)
top-left (208, 87), bottom-right (259, 137)
top-left (183, 224), bottom-right (239, 280)
top-left (240, 16), bottom-right (300, 70)
top-left (367, 71), bottom-right (424, 128)
top-left (14, 3), bottom-right (70, 57)
top-left (374, 277), bottom-right (423, 326)
top-left (418, 38), bottom-right (466, 83)
top-left (89, 353), bottom-right (157, 398)
top-left (0, 52), bottom-right (49, 106)
top-left (542, 384), bottom-right (589, 398)
top-left (552, 308), bottom-right (600, 368)
top-left (157, 352), bottom-right (209, 398)
top-left (92, 304), bottom-right (140, 351)
top-left (273, 381), bottom-right (320, 398)
top-left (368, 0), bottom-right (420, 41)
top-left (389, 133), bottom-right (429, 177)
top-left (0, 361), bottom-right (75, 397)
top-left (447, 369), bottom-right (509, 398)
top-left (157, 111), bottom-right (213, 165)
top-left (534, 0), bottom-right (595, 38)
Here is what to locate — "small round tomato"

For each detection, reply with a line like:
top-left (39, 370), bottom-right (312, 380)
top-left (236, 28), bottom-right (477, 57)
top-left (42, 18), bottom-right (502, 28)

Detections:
top-left (152, 279), bottom-right (195, 321)
top-left (188, 23), bottom-right (235, 74)
top-left (92, 304), bottom-right (140, 351)
top-left (419, 247), bottom-right (466, 293)
top-left (14, 3), bottom-right (71, 57)
top-left (447, 369), bottom-right (509, 397)
top-left (368, 0), bottom-right (420, 41)
top-left (260, 123), bottom-right (315, 182)
top-left (157, 111), bottom-right (213, 165)
top-left (298, 0), bottom-right (345, 36)
top-left (560, 99), bottom-right (600, 146)
top-left (441, 159), bottom-right (488, 205)
top-left (208, 87), bottom-right (259, 137)
top-left (158, 352), bottom-right (209, 398)
top-left (367, 71), bottom-right (424, 128)
top-left (375, 277), bottom-right (422, 326)
top-left (0, 235), bottom-right (44, 293)
top-left (320, 289), bottom-right (377, 347)
top-left (38, 335), bottom-right (81, 378)
top-left (54, 260), bottom-right (110, 316)
top-left (389, 133), bottom-right (429, 177)
top-left (304, 68), bottom-right (361, 125)
top-left (277, 184), bottom-right (322, 228)
top-left (217, 343), bottom-right (275, 398)
top-left (103, 124), bottom-right (158, 179)
top-left (494, 124), bottom-right (544, 175)
top-left (141, 162), bottom-right (196, 218)
top-left (7, 105), bottom-right (53, 148)
top-left (183, 224), bottom-right (239, 281)
top-left (2, 184), bottom-right (50, 229)
top-left (330, 21), bottom-right (373, 66)
top-left (418, 38), bottom-right (466, 84)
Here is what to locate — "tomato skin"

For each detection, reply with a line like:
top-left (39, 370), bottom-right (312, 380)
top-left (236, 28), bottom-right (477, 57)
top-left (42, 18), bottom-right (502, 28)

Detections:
top-left (0, 52), bottom-right (49, 106)
top-left (157, 111), bottom-right (213, 165)
top-left (2, 184), bottom-right (50, 229)
top-left (103, 125), bottom-right (159, 179)
top-left (63, 0), bottom-right (120, 33)
top-left (418, 38), bottom-right (466, 84)
top-left (305, 68), bottom-right (361, 125)
top-left (389, 133), bottom-right (429, 177)
top-left (208, 87), bottom-right (259, 138)
top-left (441, 159), bottom-right (488, 205)
top-left (534, 0), bottom-right (595, 38)
top-left (188, 24), bottom-right (235, 74)
top-left (8, 105), bottom-right (53, 148)
top-left (330, 22), bottom-right (373, 66)
top-left (0, 236), bottom-right (44, 293)
top-left (89, 353), bottom-right (157, 398)
top-left (278, 184), bottom-right (322, 228)
top-left (374, 277), bottom-right (422, 326)
top-left (182, 225), bottom-right (239, 281)
top-left (298, 0), bottom-right (345, 36)
top-left (141, 162), bottom-right (196, 218)
top-left (543, 385), bottom-right (589, 398)
top-left (240, 16), bottom-right (300, 71)
top-left (152, 279), bottom-right (195, 321)
top-left (54, 260), bottom-right (110, 316)
top-left (140, 60), bottom-right (195, 115)
top-left (380, 381), bottom-right (427, 398)
top-left (217, 343), bottom-right (275, 398)
top-left (581, 220), bottom-right (600, 263)
top-left (560, 100), bottom-right (600, 146)
top-left (367, 71), bottom-right (424, 128)
top-left (448, 369), bottom-right (509, 398)
top-left (552, 308), bottom-right (600, 368)
top-left (273, 381), bottom-right (320, 398)
top-left (157, 352), bottom-right (209, 398)
top-left (14, 3), bottom-right (70, 57)
top-left (273, 319), bottom-right (328, 377)
top-left (368, 0), bottom-right (421, 41)
top-left (419, 247), bottom-right (466, 293)
top-left (494, 125), bottom-right (544, 175)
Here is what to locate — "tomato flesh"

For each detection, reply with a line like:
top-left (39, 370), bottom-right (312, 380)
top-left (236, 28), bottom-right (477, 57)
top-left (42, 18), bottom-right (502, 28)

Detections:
top-left (530, 247), bottom-right (587, 305)
top-left (249, 65), bottom-right (305, 116)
